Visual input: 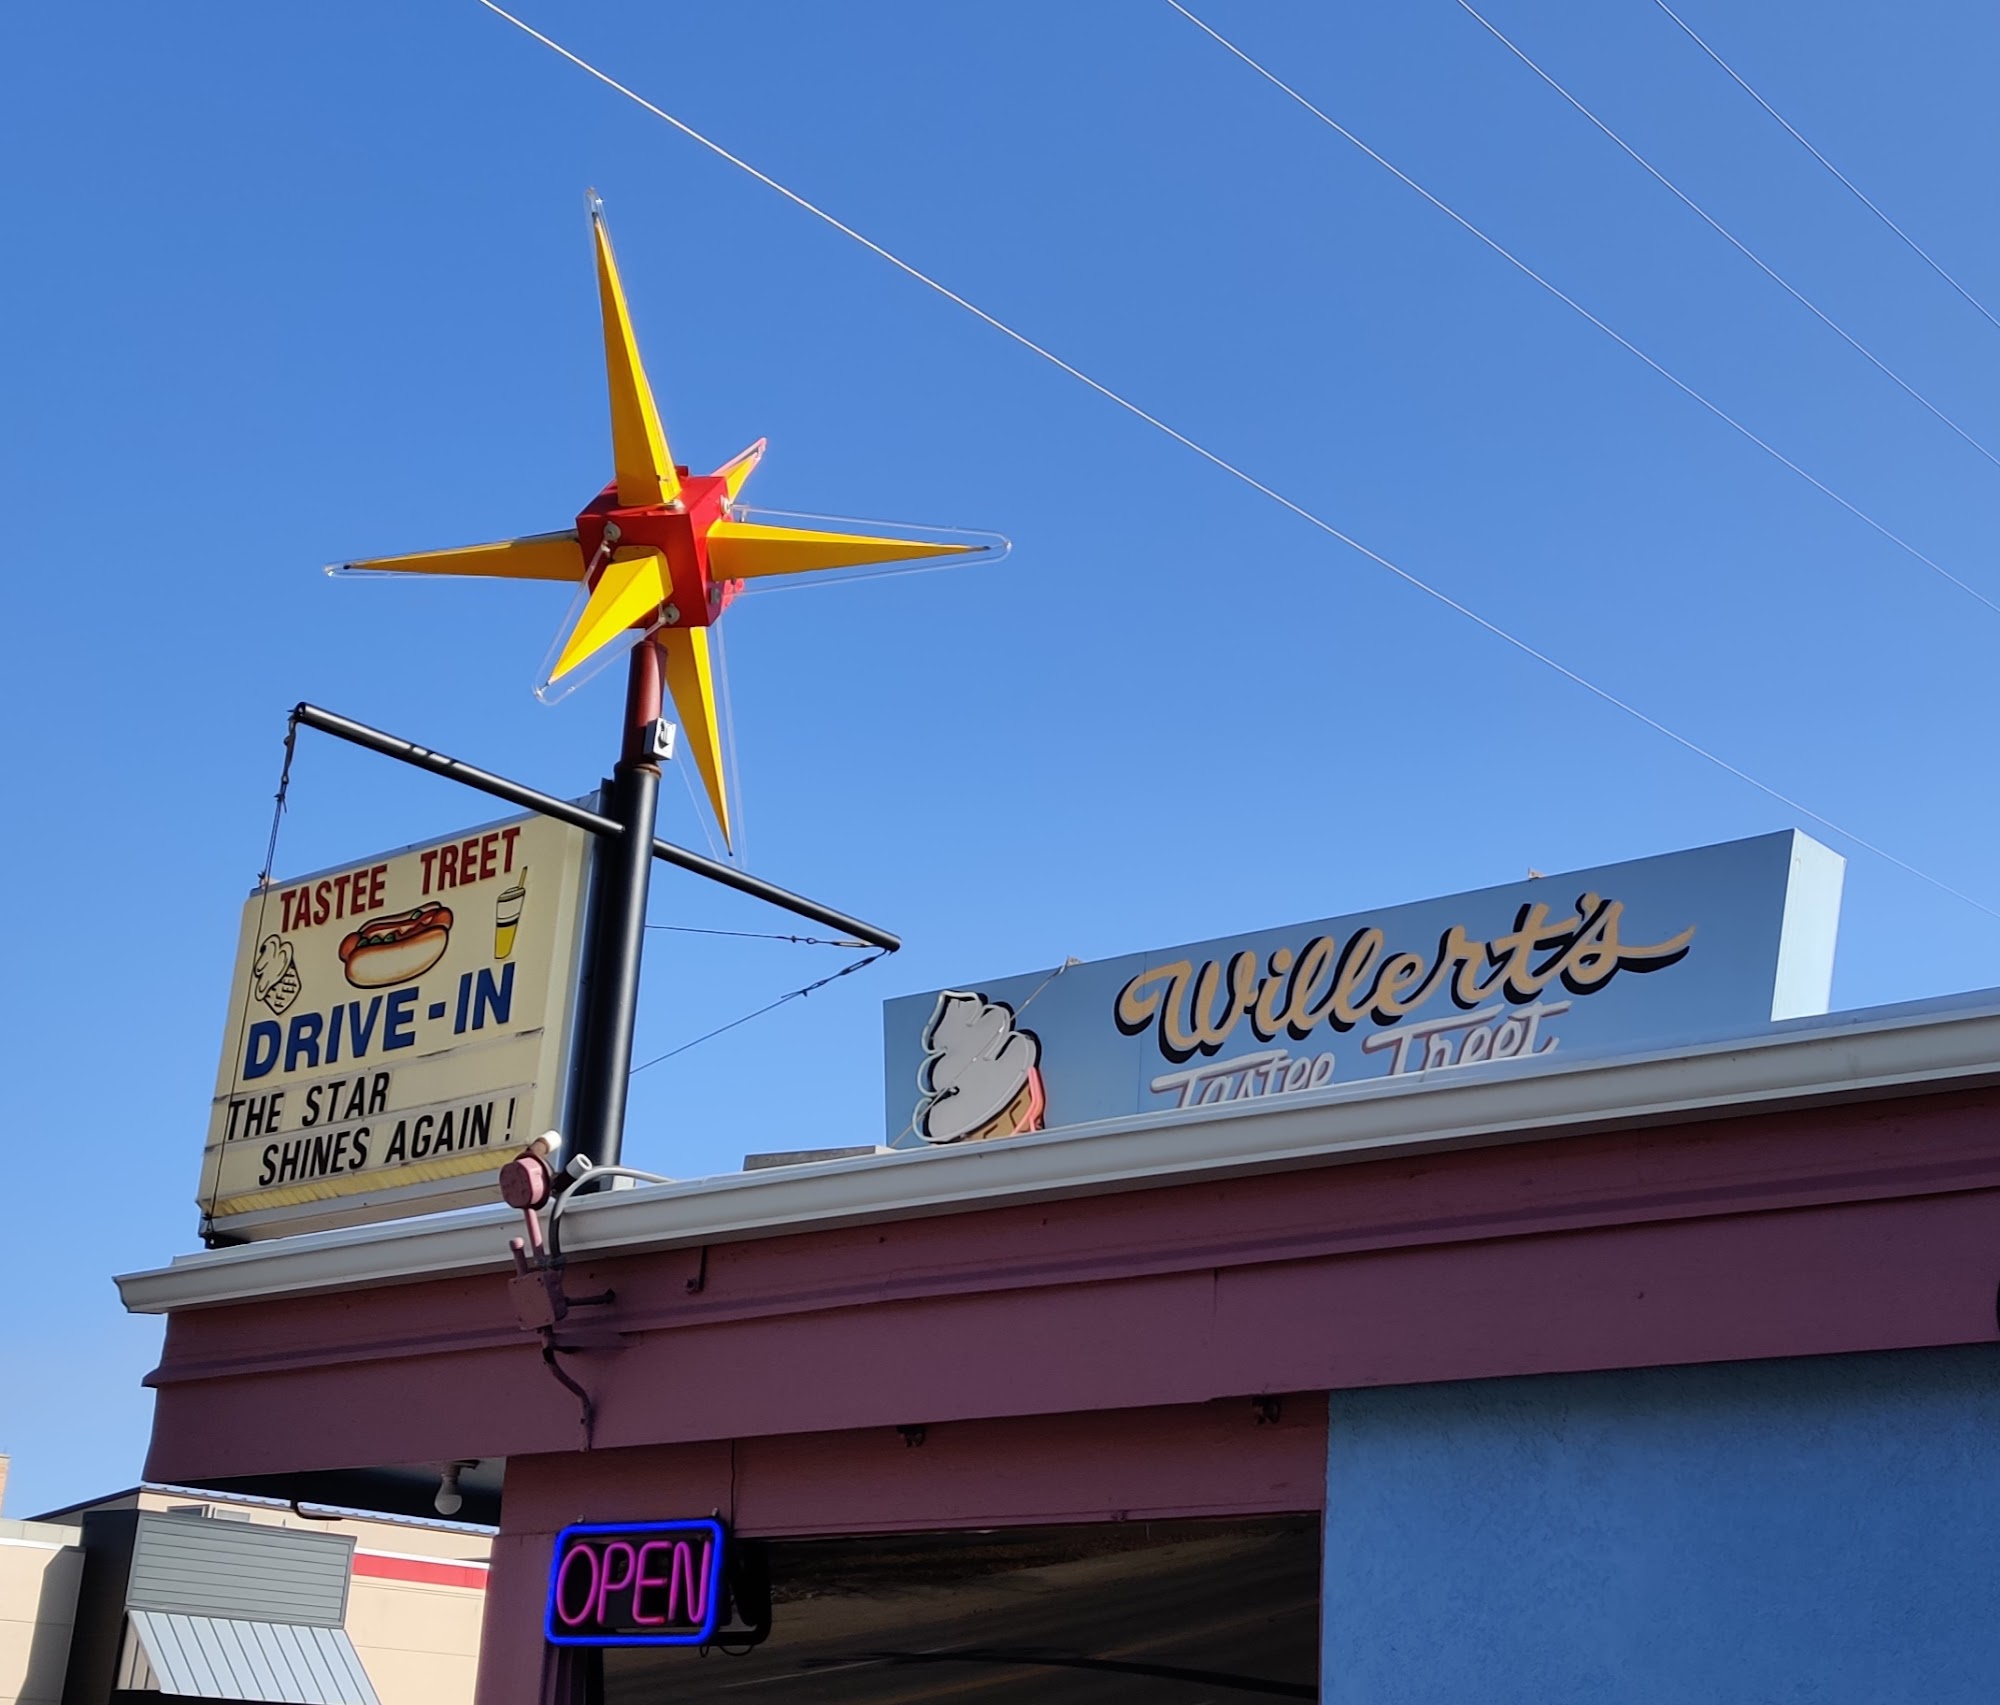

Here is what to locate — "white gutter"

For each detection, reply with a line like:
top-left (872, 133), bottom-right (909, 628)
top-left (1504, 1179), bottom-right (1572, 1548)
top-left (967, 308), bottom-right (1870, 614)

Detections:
top-left (116, 993), bottom-right (2000, 1315)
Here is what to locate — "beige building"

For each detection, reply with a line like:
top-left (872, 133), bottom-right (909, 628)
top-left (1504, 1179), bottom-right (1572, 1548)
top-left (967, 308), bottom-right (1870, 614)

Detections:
top-left (1, 1456), bottom-right (81, 1705)
top-left (0, 1457), bottom-right (489, 1705)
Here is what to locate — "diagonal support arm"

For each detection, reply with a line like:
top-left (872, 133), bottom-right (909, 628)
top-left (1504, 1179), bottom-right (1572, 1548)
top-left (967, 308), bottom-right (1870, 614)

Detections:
top-left (287, 702), bottom-right (900, 949)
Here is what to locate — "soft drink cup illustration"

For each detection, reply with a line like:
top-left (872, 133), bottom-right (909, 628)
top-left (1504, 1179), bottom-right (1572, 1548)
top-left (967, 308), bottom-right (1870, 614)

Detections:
top-left (494, 872), bottom-right (527, 959)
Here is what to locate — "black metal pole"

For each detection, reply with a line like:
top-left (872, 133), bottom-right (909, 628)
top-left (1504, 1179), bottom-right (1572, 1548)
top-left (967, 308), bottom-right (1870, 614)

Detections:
top-left (566, 643), bottom-right (665, 1172)
top-left (291, 688), bottom-right (903, 1169)
top-left (290, 702), bottom-right (621, 829)
top-left (291, 703), bottom-right (898, 948)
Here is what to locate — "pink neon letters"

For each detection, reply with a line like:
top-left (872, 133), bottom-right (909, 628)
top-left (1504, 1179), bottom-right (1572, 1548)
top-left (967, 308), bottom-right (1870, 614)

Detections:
top-left (632, 1542), bottom-right (672, 1626)
top-left (596, 1542), bottom-right (636, 1621)
top-left (675, 1540), bottom-right (711, 1623)
top-left (554, 1546), bottom-right (597, 1627)
top-left (553, 1535), bottom-right (712, 1632)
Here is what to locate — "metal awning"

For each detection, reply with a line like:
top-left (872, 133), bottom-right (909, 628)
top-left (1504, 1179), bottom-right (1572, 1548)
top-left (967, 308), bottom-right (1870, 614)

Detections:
top-left (121, 1611), bottom-right (380, 1704)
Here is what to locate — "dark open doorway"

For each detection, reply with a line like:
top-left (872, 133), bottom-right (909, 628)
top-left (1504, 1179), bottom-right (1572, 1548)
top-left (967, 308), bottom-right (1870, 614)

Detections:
top-left (605, 1513), bottom-right (1321, 1702)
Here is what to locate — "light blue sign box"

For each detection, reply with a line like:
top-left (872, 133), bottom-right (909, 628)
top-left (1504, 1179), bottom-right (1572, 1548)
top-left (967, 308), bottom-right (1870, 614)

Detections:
top-left (881, 831), bottom-right (1843, 1147)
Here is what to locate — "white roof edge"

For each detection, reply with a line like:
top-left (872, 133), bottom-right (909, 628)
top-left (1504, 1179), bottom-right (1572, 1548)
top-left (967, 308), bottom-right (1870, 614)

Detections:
top-left (116, 995), bottom-right (2000, 1315)
top-left (0, 1520), bottom-right (82, 1549)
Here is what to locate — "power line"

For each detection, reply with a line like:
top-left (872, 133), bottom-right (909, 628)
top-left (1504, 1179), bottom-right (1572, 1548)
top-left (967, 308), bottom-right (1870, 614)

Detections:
top-left (1652, 0), bottom-right (2000, 341)
top-left (1454, 0), bottom-right (2000, 475)
top-left (467, 0), bottom-right (2000, 927)
top-left (1161, 0), bottom-right (2000, 621)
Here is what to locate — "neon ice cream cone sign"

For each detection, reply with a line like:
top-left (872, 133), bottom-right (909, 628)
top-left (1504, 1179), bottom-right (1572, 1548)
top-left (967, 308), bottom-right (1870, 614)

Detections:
top-left (339, 196), bottom-right (1005, 848)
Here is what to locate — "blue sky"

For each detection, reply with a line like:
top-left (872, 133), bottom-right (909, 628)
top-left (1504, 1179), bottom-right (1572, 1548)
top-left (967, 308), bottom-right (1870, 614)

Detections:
top-left (6, 0), bottom-right (2000, 1515)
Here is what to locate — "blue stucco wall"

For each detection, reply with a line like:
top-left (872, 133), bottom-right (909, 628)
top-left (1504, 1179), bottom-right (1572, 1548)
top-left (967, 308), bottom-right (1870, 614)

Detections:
top-left (1325, 1346), bottom-right (2000, 1703)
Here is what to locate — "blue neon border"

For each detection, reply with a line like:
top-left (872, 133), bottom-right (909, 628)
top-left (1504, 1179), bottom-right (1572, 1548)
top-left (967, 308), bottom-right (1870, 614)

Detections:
top-left (544, 1518), bottom-right (727, 1647)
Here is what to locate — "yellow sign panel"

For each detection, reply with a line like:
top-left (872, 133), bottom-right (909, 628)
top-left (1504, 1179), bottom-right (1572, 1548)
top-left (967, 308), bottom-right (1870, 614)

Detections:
top-left (199, 811), bottom-right (592, 1239)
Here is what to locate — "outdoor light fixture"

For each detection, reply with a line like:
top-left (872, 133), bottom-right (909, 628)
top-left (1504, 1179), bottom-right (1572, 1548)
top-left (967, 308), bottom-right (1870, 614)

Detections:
top-left (434, 1460), bottom-right (477, 1517)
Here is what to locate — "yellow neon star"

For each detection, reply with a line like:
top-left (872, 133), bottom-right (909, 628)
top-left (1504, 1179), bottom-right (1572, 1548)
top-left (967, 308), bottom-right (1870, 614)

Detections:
top-left (337, 199), bottom-right (1001, 847)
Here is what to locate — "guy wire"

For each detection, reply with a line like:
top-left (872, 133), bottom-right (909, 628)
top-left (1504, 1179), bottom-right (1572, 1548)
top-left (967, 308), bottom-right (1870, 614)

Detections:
top-left (646, 923), bottom-right (869, 946)
top-left (260, 712), bottom-right (300, 889)
top-left (208, 710), bottom-right (302, 1228)
top-left (469, 0), bottom-right (2000, 927)
top-left (628, 948), bottom-right (891, 1077)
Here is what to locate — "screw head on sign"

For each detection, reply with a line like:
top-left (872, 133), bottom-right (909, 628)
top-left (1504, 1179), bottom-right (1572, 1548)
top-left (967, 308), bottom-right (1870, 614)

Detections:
top-left (661, 604), bottom-right (680, 626)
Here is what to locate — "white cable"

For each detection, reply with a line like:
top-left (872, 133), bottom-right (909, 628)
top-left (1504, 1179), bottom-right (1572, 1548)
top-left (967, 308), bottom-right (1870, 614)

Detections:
top-left (712, 617), bottom-right (746, 868)
top-left (467, 0), bottom-right (2000, 926)
top-left (1455, 0), bottom-right (2000, 476)
top-left (1163, 2), bottom-right (2000, 622)
top-left (675, 732), bottom-right (724, 862)
top-left (737, 555), bottom-right (994, 595)
top-left (1653, 0), bottom-right (2000, 341)
top-left (549, 1162), bottom-right (672, 1244)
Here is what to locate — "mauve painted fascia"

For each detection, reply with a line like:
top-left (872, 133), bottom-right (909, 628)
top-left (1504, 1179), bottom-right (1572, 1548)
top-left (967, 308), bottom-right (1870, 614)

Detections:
top-left (140, 1088), bottom-right (2000, 1394)
top-left (136, 1184), bottom-right (2000, 1477)
top-left (120, 990), bottom-right (2000, 1315)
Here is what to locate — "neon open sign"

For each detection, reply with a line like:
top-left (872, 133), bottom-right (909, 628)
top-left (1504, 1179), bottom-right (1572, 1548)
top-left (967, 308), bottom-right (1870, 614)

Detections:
top-left (544, 1520), bottom-right (725, 1647)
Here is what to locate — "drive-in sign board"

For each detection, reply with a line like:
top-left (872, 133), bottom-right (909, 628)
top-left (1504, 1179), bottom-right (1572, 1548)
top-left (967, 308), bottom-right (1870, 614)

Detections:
top-left (198, 809), bottom-right (591, 1240)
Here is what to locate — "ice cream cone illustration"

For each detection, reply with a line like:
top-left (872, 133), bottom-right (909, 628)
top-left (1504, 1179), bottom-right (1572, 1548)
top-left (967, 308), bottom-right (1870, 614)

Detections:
top-left (914, 990), bottom-right (1046, 1144)
top-left (495, 868), bottom-right (528, 959)
top-left (252, 935), bottom-right (303, 1016)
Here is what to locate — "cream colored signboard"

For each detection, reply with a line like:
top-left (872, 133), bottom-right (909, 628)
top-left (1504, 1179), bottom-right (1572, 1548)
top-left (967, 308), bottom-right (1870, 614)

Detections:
top-left (199, 810), bottom-right (591, 1239)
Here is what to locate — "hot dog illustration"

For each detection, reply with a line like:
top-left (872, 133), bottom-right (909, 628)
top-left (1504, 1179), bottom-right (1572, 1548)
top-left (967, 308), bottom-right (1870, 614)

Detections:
top-left (338, 902), bottom-right (454, 989)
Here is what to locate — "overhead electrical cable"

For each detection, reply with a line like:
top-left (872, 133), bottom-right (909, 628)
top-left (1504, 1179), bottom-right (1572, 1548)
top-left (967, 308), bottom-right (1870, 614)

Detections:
top-left (467, 0), bottom-right (2000, 926)
top-left (1651, 0), bottom-right (2000, 340)
top-left (1453, 0), bottom-right (2000, 475)
top-left (1162, 1), bottom-right (2000, 621)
